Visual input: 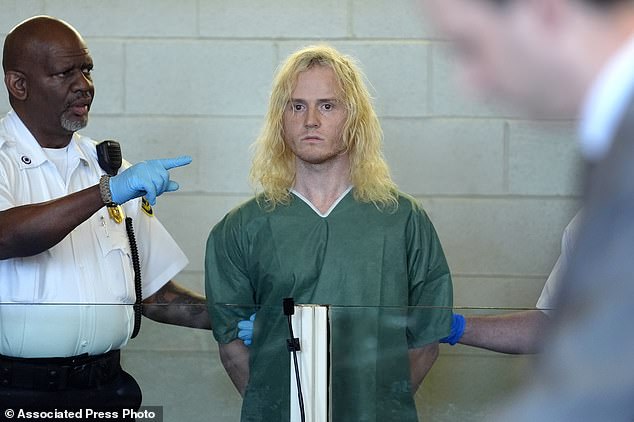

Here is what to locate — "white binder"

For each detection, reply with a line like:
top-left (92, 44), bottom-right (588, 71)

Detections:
top-left (289, 305), bottom-right (330, 422)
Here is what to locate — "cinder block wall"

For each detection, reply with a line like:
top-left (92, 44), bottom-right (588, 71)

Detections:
top-left (1, 1), bottom-right (581, 418)
top-left (0, 0), bottom-right (581, 308)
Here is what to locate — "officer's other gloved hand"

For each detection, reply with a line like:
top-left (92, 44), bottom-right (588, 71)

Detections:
top-left (109, 156), bottom-right (192, 205)
top-left (439, 313), bottom-right (466, 345)
top-left (238, 313), bottom-right (256, 347)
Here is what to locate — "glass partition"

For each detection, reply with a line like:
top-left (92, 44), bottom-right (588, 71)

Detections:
top-left (0, 304), bottom-right (538, 421)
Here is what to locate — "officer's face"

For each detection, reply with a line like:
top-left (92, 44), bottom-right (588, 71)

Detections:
top-left (24, 31), bottom-right (95, 140)
top-left (283, 66), bottom-right (348, 166)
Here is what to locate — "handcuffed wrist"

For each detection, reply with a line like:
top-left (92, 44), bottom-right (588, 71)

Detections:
top-left (440, 313), bottom-right (466, 345)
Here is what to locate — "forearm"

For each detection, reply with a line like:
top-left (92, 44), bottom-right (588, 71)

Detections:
top-left (409, 342), bottom-right (439, 392)
top-left (143, 281), bottom-right (212, 329)
top-left (0, 185), bottom-right (103, 259)
top-left (219, 340), bottom-right (250, 396)
top-left (460, 310), bottom-right (549, 354)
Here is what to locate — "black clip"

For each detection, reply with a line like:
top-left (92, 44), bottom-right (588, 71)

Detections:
top-left (287, 338), bottom-right (301, 352)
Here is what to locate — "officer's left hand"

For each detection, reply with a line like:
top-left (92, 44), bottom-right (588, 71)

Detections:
top-left (109, 156), bottom-right (192, 206)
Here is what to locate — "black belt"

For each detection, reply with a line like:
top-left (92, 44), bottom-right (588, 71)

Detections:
top-left (0, 350), bottom-right (121, 391)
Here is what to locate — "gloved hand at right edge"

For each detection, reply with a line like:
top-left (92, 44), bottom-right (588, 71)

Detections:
top-left (439, 313), bottom-right (466, 345)
top-left (109, 156), bottom-right (192, 205)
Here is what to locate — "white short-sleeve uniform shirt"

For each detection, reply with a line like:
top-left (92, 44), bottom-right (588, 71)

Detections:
top-left (536, 212), bottom-right (582, 311)
top-left (0, 110), bottom-right (188, 358)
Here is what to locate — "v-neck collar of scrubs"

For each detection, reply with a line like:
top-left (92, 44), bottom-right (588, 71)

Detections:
top-left (290, 186), bottom-right (353, 218)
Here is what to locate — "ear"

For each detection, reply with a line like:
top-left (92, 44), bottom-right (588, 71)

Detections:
top-left (4, 71), bottom-right (27, 101)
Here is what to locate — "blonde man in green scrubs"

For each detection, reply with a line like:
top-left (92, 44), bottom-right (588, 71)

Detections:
top-left (205, 45), bottom-right (453, 422)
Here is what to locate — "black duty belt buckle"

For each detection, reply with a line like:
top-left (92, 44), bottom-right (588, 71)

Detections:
top-left (44, 365), bottom-right (69, 391)
top-left (67, 363), bottom-right (91, 389)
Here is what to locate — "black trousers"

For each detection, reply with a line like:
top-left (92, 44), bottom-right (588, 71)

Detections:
top-left (0, 352), bottom-right (142, 421)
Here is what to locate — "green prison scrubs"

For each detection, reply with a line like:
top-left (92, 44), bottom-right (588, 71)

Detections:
top-left (205, 190), bottom-right (452, 422)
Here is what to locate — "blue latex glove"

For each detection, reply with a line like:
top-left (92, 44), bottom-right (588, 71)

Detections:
top-left (439, 313), bottom-right (466, 345)
top-left (238, 313), bottom-right (256, 347)
top-left (109, 156), bottom-right (192, 205)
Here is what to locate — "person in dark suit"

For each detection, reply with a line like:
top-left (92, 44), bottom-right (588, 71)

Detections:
top-left (426, 0), bottom-right (634, 420)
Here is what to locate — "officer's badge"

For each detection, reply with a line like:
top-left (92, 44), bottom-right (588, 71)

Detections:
top-left (107, 205), bottom-right (125, 224)
top-left (141, 197), bottom-right (154, 217)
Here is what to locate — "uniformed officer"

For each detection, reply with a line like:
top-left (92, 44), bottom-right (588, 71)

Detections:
top-left (0, 16), bottom-right (210, 412)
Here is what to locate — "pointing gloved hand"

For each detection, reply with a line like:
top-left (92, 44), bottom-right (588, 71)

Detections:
top-left (238, 313), bottom-right (256, 347)
top-left (439, 313), bottom-right (466, 345)
top-left (109, 156), bottom-right (192, 205)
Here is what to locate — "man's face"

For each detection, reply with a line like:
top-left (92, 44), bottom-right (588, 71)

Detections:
top-left (426, 0), bottom-right (570, 117)
top-left (283, 65), bottom-right (348, 165)
top-left (25, 32), bottom-right (94, 138)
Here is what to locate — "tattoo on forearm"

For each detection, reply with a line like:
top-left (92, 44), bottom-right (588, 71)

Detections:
top-left (145, 282), bottom-right (210, 329)
top-left (171, 294), bottom-right (206, 315)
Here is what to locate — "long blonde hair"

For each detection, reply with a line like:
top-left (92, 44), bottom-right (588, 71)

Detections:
top-left (250, 44), bottom-right (398, 210)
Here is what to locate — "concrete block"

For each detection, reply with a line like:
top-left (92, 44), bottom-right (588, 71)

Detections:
top-left (430, 44), bottom-right (509, 117)
top-left (382, 118), bottom-right (505, 195)
top-left (174, 270), bottom-right (206, 295)
top-left (452, 275), bottom-right (548, 309)
top-left (125, 41), bottom-right (276, 116)
top-left (45, 0), bottom-right (197, 37)
top-left (86, 116), bottom-right (260, 193)
top-left (152, 194), bottom-right (253, 272)
top-left (199, 0), bottom-right (348, 38)
top-left (351, 0), bottom-right (438, 39)
top-left (82, 116), bottom-right (199, 192)
top-left (0, 1), bottom-right (45, 33)
top-left (278, 41), bottom-right (429, 117)
top-left (0, 89), bottom-right (8, 114)
top-left (194, 118), bottom-right (260, 194)
top-left (85, 40), bottom-right (125, 114)
top-left (508, 120), bottom-right (583, 196)
top-left (419, 196), bottom-right (581, 276)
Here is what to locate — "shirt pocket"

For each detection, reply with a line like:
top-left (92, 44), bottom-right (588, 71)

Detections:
top-left (1, 258), bottom-right (41, 302)
top-left (95, 212), bottom-right (135, 302)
